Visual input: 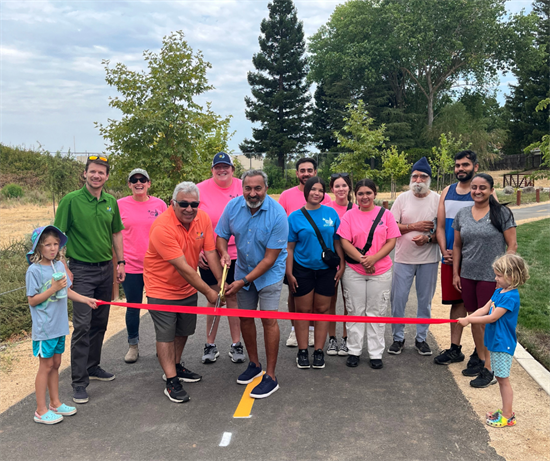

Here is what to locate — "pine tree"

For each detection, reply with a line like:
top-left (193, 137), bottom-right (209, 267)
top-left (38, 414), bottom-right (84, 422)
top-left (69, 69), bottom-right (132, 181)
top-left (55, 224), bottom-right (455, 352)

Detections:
top-left (240, 0), bottom-right (311, 172)
top-left (504, 0), bottom-right (550, 154)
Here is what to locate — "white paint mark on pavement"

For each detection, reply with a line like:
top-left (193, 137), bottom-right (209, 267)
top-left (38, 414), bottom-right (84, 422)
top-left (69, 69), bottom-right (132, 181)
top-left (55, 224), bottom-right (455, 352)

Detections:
top-left (219, 432), bottom-right (232, 447)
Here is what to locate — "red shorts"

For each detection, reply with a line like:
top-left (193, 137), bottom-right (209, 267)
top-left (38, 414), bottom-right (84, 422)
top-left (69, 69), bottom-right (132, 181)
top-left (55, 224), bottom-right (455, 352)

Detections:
top-left (441, 263), bottom-right (462, 305)
top-left (460, 278), bottom-right (497, 313)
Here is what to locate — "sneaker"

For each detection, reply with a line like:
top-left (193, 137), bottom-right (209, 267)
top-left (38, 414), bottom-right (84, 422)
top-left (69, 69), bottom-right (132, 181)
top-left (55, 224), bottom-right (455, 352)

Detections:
top-left (296, 349), bottom-right (310, 369)
top-left (88, 366), bottom-right (115, 381)
top-left (202, 344), bottom-right (220, 364)
top-left (72, 386), bottom-right (89, 404)
top-left (433, 344), bottom-right (465, 365)
top-left (470, 368), bottom-right (497, 388)
top-left (369, 359), bottom-right (383, 369)
top-left (462, 360), bottom-right (485, 377)
top-left (388, 340), bottom-right (405, 355)
top-left (346, 354), bottom-right (360, 367)
top-left (249, 374), bottom-right (279, 399)
top-left (326, 337), bottom-right (338, 356)
top-left (164, 378), bottom-right (190, 403)
top-left (229, 342), bottom-right (246, 363)
top-left (486, 413), bottom-right (517, 428)
top-left (124, 344), bottom-right (139, 363)
top-left (237, 362), bottom-right (263, 384)
top-left (163, 363), bottom-right (202, 383)
top-left (308, 330), bottom-right (314, 347)
top-left (312, 349), bottom-right (325, 369)
top-left (49, 403), bottom-right (77, 416)
top-left (415, 340), bottom-right (432, 356)
top-left (34, 410), bottom-right (63, 425)
top-left (286, 330), bottom-right (298, 347)
top-left (338, 337), bottom-right (349, 356)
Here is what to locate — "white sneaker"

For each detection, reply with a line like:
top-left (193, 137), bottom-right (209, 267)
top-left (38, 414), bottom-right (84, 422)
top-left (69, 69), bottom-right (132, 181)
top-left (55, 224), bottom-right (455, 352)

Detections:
top-left (286, 330), bottom-right (298, 347)
top-left (308, 330), bottom-right (314, 347)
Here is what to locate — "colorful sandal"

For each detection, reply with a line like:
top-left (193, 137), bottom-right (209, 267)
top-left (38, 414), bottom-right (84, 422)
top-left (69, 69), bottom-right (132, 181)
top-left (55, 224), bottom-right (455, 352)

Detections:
top-left (50, 403), bottom-right (77, 416)
top-left (34, 410), bottom-right (63, 425)
top-left (486, 409), bottom-right (502, 421)
top-left (486, 413), bottom-right (516, 427)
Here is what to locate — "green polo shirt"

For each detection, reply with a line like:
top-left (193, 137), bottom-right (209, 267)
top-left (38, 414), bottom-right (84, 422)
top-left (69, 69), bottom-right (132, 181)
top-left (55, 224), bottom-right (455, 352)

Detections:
top-left (54, 186), bottom-right (124, 263)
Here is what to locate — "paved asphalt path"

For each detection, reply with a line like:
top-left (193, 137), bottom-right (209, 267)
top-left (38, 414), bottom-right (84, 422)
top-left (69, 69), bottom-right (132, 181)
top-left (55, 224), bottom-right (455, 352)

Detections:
top-left (1, 286), bottom-right (502, 461)
top-left (510, 202), bottom-right (549, 221)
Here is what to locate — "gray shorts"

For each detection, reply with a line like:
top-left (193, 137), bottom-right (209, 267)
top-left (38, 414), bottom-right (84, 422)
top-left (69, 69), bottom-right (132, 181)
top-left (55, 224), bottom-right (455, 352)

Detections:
top-left (236, 280), bottom-right (283, 311)
top-left (148, 294), bottom-right (198, 342)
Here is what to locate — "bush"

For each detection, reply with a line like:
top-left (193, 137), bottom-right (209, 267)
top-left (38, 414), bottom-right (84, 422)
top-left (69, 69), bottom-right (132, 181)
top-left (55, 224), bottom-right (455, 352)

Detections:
top-left (1, 184), bottom-right (24, 199)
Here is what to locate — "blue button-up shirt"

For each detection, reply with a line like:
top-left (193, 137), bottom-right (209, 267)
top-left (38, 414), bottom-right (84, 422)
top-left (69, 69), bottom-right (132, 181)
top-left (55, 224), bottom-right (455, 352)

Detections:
top-left (216, 195), bottom-right (288, 291)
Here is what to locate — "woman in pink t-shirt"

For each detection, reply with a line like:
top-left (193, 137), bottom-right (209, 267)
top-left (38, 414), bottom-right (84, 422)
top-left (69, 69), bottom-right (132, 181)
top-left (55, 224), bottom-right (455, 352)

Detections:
top-left (337, 179), bottom-right (401, 370)
top-left (326, 173), bottom-right (358, 357)
top-left (118, 169), bottom-right (167, 364)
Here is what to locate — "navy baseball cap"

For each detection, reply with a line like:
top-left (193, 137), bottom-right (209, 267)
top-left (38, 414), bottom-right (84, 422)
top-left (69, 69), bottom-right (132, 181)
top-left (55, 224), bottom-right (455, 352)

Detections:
top-left (212, 152), bottom-right (234, 168)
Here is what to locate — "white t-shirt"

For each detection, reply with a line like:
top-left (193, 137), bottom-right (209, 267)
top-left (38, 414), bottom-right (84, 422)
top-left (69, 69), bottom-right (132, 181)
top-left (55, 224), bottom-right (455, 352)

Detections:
top-left (390, 190), bottom-right (441, 264)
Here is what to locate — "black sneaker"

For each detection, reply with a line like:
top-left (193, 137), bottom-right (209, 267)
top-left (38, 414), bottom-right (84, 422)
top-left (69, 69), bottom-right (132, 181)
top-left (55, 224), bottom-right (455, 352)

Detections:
top-left (296, 349), bottom-right (310, 369)
top-left (72, 386), bottom-right (89, 404)
top-left (88, 366), bottom-right (115, 381)
top-left (433, 344), bottom-right (465, 365)
top-left (312, 349), bottom-right (325, 369)
top-left (346, 355), bottom-right (360, 367)
top-left (369, 359), bottom-right (383, 369)
top-left (462, 360), bottom-right (485, 377)
top-left (470, 368), bottom-right (497, 388)
top-left (415, 340), bottom-right (432, 356)
top-left (176, 363), bottom-right (202, 383)
top-left (164, 378), bottom-right (190, 403)
top-left (388, 340), bottom-right (405, 355)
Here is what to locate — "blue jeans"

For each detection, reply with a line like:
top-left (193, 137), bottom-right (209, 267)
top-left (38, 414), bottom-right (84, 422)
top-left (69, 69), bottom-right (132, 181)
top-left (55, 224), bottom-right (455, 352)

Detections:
top-left (121, 273), bottom-right (144, 345)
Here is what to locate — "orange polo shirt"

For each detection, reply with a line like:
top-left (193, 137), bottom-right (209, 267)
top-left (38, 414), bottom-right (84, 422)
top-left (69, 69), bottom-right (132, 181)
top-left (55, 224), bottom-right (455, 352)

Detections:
top-left (144, 206), bottom-right (215, 300)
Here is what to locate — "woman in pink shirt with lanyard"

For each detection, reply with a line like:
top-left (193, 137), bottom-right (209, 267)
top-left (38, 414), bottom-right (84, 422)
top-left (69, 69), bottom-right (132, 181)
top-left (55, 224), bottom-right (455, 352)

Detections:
top-left (118, 169), bottom-right (167, 363)
top-left (337, 178), bottom-right (401, 369)
top-left (326, 173), bottom-right (358, 357)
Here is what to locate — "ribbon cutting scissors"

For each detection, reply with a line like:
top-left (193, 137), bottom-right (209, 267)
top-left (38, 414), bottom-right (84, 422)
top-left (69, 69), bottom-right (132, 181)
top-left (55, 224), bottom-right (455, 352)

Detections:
top-left (208, 264), bottom-right (228, 336)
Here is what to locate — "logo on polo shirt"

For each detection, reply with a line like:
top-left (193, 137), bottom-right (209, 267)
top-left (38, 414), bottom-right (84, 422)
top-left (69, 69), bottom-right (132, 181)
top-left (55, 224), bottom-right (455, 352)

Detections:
top-left (106, 206), bottom-right (112, 212)
top-left (196, 232), bottom-right (204, 240)
top-left (322, 217), bottom-right (334, 227)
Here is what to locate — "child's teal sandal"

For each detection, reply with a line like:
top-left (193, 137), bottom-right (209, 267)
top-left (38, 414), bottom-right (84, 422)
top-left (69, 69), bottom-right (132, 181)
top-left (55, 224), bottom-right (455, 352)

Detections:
top-left (34, 410), bottom-right (63, 425)
top-left (49, 403), bottom-right (77, 416)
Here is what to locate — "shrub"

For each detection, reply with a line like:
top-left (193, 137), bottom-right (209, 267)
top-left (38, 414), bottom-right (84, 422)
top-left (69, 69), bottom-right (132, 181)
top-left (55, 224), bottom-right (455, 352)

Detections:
top-left (1, 184), bottom-right (24, 199)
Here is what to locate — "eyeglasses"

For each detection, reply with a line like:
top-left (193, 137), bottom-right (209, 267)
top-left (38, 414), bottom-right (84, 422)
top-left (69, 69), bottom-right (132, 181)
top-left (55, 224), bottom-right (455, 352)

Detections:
top-left (411, 174), bottom-right (429, 180)
top-left (129, 176), bottom-right (148, 184)
top-left (88, 155), bottom-right (108, 162)
top-left (175, 200), bottom-right (200, 209)
top-left (331, 173), bottom-right (349, 179)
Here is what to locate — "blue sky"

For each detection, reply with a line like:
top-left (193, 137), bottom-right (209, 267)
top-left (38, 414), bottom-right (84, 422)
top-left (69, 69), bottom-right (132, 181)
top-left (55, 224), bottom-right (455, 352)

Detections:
top-left (1, 0), bottom-right (533, 155)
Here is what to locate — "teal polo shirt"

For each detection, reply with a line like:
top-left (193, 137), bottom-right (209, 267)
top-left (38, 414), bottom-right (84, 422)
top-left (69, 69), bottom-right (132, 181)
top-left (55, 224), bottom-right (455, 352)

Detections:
top-left (54, 186), bottom-right (124, 263)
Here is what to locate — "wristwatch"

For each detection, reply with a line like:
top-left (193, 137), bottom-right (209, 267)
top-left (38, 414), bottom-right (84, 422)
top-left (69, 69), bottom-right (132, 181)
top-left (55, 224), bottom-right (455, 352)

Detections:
top-left (241, 277), bottom-right (251, 287)
top-left (117, 260), bottom-right (126, 265)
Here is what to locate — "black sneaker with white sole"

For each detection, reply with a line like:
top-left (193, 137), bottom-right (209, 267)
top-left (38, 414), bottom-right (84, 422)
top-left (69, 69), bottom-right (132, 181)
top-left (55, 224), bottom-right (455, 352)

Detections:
top-left (296, 349), bottom-right (310, 369)
top-left (415, 340), bottom-right (432, 356)
top-left (72, 386), bottom-right (89, 404)
top-left (433, 344), bottom-right (465, 365)
top-left (470, 368), bottom-right (497, 388)
top-left (162, 363), bottom-right (202, 383)
top-left (312, 349), bottom-right (325, 369)
top-left (88, 366), bottom-right (115, 381)
top-left (164, 378), bottom-right (190, 403)
top-left (388, 340), bottom-right (405, 355)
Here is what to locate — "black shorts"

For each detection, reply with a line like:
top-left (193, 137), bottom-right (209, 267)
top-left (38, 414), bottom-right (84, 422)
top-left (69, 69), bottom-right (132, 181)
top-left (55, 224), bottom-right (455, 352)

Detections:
top-left (291, 261), bottom-right (337, 298)
top-left (199, 259), bottom-right (236, 286)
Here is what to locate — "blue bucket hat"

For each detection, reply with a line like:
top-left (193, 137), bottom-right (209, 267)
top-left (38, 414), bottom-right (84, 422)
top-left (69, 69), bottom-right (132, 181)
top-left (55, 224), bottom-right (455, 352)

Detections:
top-left (26, 225), bottom-right (68, 264)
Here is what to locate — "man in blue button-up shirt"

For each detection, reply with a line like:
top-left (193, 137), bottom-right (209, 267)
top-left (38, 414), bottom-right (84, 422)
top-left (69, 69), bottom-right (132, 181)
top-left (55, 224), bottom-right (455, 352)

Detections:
top-left (216, 170), bottom-right (288, 399)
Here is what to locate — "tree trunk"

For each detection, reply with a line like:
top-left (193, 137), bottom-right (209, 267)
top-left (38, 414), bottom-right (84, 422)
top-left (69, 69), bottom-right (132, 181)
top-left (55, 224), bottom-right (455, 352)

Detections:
top-left (427, 92), bottom-right (434, 128)
top-left (278, 153), bottom-right (285, 178)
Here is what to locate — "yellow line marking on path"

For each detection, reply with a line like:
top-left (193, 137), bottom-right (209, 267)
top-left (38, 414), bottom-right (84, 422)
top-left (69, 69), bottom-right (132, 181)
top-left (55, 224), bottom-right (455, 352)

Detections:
top-left (233, 372), bottom-right (265, 418)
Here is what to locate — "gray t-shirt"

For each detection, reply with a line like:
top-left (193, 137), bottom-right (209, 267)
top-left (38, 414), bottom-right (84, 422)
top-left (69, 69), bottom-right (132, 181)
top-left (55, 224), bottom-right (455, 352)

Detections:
top-left (452, 206), bottom-right (516, 281)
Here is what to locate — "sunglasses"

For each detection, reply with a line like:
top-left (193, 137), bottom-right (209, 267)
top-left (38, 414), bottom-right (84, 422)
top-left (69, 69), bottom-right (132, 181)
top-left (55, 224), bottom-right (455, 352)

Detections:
top-left (88, 155), bottom-right (108, 162)
top-left (331, 173), bottom-right (349, 179)
top-left (175, 200), bottom-right (200, 209)
top-left (129, 176), bottom-right (148, 184)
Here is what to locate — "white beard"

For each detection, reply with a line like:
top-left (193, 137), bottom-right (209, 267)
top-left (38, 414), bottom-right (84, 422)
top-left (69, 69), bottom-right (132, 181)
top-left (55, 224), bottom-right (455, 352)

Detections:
top-left (246, 199), bottom-right (264, 209)
top-left (410, 178), bottom-right (431, 195)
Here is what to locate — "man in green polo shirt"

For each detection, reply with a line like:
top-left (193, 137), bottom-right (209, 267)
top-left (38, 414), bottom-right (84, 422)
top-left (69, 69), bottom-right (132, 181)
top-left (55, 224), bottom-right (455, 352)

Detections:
top-left (54, 156), bottom-right (126, 404)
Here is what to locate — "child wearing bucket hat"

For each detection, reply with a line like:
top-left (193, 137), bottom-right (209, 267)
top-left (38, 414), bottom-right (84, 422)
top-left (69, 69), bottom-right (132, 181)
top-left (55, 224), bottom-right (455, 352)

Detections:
top-left (26, 225), bottom-right (98, 425)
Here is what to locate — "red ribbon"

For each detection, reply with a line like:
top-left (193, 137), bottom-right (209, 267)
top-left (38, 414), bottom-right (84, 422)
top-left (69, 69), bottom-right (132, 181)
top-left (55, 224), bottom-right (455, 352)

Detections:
top-left (97, 300), bottom-right (457, 325)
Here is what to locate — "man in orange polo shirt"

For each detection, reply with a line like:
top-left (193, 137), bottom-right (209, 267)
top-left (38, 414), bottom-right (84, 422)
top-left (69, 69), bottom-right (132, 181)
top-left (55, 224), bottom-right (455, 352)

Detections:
top-left (144, 181), bottom-right (223, 403)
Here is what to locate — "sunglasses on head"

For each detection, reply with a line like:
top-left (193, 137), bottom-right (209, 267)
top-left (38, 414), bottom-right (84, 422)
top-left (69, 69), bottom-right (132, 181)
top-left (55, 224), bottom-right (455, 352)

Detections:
top-left (88, 155), bottom-right (108, 162)
top-left (129, 176), bottom-right (148, 184)
top-left (175, 200), bottom-right (200, 209)
top-left (330, 173), bottom-right (349, 179)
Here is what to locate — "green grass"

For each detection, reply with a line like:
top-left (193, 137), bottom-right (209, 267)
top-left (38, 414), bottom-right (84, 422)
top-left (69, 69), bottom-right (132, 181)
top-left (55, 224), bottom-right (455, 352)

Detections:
top-left (516, 219), bottom-right (550, 370)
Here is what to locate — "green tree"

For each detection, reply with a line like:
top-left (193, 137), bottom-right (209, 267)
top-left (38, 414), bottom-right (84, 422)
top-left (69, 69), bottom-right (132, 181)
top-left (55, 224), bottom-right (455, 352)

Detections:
top-left (429, 133), bottom-right (471, 192)
top-left (240, 0), bottom-right (311, 174)
top-left (524, 98), bottom-right (550, 177)
top-left (381, 146), bottom-right (411, 199)
top-left (96, 31), bottom-right (233, 201)
top-left (331, 100), bottom-right (387, 181)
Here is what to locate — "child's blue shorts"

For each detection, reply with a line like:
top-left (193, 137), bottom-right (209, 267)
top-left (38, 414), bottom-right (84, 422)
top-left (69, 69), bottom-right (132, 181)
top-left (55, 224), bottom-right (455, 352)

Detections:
top-left (33, 336), bottom-right (66, 358)
top-left (490, 351), bottom-right (513, 378)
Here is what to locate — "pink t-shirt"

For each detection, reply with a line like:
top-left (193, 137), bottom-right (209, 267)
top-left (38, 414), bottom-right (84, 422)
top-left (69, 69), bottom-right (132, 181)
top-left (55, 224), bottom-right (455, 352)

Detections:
top-left (197, 177), bottom-right (242, 260)
top-left (327, 201), bottom-right (358, 219)
top-left (278, 185), bottom-right (332, 216)
top-left (118, 196), bottom-right (168, 274)
top-left (337, 206), bottom-right (401, 276)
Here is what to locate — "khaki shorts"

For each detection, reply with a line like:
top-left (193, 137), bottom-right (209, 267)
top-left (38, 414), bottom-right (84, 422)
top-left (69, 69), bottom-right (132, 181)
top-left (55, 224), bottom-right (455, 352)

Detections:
top-left (148, 294), bottom-right (198, 342)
